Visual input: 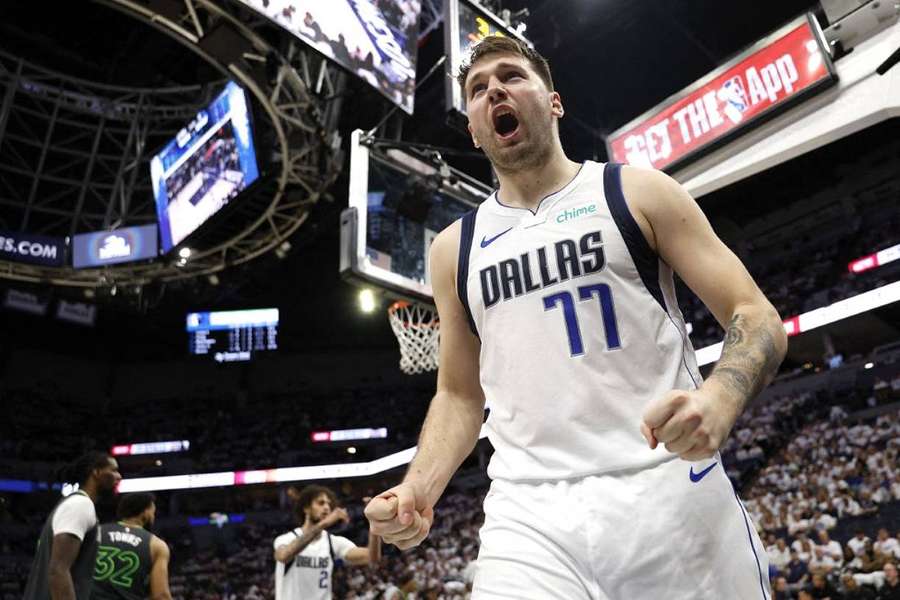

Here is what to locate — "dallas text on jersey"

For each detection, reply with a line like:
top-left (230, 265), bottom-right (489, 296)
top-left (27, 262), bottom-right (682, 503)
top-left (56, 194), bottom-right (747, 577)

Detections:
top-left (480, 230), bottom-right (605, 307)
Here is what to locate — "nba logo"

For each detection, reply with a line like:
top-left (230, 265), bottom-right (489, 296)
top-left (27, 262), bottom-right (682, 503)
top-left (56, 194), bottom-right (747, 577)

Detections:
top-left (719, 76), bottom-right (748, 125)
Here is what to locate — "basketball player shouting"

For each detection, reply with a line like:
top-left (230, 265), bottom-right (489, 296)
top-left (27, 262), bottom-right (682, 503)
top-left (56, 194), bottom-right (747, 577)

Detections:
top-left (274, 485), bottom-right (380, 600)
top-left (365, 36), bottom-right (786, 599)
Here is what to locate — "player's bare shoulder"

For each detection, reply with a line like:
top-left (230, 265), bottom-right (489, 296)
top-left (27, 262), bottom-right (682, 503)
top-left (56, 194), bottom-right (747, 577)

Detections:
top-left (150, 534), bottom-right (170, 560)
top-left (429, 218), bottom-right (463, 288)
top-left (618, 164), bottom-right (695, 252)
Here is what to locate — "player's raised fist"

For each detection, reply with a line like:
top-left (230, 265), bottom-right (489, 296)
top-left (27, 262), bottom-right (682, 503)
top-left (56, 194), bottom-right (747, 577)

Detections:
top-left (640, 388), bottom-right (733, 462)
top-left (364, 481), bottom-right (433, 550)
top-left (322, 507), bottom-right (350, 528)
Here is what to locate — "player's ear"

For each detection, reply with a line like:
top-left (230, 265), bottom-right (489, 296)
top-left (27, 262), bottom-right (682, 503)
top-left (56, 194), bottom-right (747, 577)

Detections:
top-left (550, 92), bottom-right (564, 118)
top-left (467, 122), bottom-right (480, 149)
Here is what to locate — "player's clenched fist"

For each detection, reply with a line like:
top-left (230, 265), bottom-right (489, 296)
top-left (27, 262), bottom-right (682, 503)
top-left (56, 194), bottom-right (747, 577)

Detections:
top-left (364, 481), bottom-right (433, 550)
top-left (640, 388), bottom-right (736, 462)
top-left (321, 507), bottom-right (350, 528)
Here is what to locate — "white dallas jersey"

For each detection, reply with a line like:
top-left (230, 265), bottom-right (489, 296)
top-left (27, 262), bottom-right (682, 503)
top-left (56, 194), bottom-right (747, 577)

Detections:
top-left (458, 161), bottom-right (702, 481)
top-left (273, 529), bottom-right (355, 600)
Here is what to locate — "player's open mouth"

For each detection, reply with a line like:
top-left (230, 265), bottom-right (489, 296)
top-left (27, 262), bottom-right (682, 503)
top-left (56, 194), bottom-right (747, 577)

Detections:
top-left (492, 108), bottom-right (520, 140)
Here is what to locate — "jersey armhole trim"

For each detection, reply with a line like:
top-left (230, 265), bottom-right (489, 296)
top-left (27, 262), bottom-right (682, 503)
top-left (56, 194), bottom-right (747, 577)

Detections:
top-left (457, 209), bottom-right (480, 338)
top-left (603, 162), bottom-right (667, 313)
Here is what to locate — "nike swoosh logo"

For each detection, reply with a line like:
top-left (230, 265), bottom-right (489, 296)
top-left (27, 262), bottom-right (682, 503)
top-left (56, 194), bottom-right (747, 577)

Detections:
top-left (480, 227), bottom-right (513, 248)
top-left (689, 462), bottom-right (718, 483)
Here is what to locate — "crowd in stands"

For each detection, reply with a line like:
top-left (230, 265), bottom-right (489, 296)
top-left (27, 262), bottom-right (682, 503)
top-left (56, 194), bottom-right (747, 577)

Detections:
top-left (0, 384), bottom-right (432, 481)
top-left (122, 399), bottom-right (900, 600)
top-left (683, 213), bottom-right (900, 349)
top-left (1, 354), bottom-right (897, 598)
top-left (680, 143), bottom-right (900, 350)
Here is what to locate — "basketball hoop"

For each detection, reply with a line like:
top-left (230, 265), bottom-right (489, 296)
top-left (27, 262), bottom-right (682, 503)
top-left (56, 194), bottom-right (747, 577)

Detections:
top-left (388, 301), bottom-right (440, 374)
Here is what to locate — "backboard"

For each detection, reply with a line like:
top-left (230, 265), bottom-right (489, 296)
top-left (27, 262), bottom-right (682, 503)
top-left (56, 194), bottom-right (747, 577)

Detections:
top-left (340, 129), bottom-right (493, 302)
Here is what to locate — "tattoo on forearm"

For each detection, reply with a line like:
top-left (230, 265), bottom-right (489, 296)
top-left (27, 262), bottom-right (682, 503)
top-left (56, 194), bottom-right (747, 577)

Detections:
top-left (711, 313), bottom-right (782, 404)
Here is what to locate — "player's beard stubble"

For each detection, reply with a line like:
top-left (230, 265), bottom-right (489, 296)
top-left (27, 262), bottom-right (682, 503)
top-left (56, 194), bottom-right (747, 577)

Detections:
top-left (478, 104), bottom-right (555, 176)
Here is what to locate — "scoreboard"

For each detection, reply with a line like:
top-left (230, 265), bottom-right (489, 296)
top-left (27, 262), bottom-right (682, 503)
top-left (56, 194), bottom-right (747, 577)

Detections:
top-left (187, 308), bottom-right (278, 362)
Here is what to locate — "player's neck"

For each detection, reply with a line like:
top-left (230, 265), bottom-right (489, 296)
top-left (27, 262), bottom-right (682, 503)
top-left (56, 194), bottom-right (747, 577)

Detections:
top-left (494, 148), bottom-right (581, 212)
top-left (119, 518), bottom-right (144, 529)
top-left (79, 482), bottom-right (99, 503)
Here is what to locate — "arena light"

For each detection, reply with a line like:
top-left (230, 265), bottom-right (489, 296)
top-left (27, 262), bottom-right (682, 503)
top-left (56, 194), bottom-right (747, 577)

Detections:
top-left (113, 427), bottom-right (489, 494)
top-left (848, 242), bottom-right (900, 274)
top-left (358, 288), bottom-right (377, 314)
top-left (178, 247), bottom-right (192, 259)
top-left (695, 280), bottom-right (900, 366)
top-left (310, 427), bottom-right (388, 443)
top-left (111, 440), bottom-right (190, 456)
top-left (865, 362), bottom-right (874, 369)
top-left (0, 479), bottom-right (36, 493)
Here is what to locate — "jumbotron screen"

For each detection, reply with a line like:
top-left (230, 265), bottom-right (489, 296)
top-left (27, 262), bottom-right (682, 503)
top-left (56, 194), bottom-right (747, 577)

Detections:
top-left (235, 0), bottom-right (420, 114)
top-left (186, 308), bottom-right (278, 363)
top-left (151, 81), bottom-right (260, 253)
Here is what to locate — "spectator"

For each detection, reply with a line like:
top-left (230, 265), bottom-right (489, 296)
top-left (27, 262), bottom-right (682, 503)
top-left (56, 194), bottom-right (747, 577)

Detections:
top-left (809, 546), bottom-right (837, 575)
top-left (769, 538), bottom-right (792, 573)
top-left (851, 531), bottom-right (873, 557)
top-left (840, 572), bottom-right (876, 600)
top-left (860, 540), bottom-right (889, 574)
top-left (880, 562), bottom-right (900, 599)
top-left (875, 529), bottom-right (900, 561)
top-left (808, 571), bottom-right (839, 598)
top-left (786, 550), bottom-right (810, 591)
top-left (817, 530), bottom-right (844, 564)
top-left (772, 576), bottom-right (791, 600)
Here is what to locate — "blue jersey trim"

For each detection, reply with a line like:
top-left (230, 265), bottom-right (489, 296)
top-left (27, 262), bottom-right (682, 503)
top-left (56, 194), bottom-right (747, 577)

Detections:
top-left (604, 163), bottom-right (700, 388)
top-left (735, 491), bottom-right (770, 599)
top-left (603, 162), bottom-right (667, 313)
top-left (457, 210), bottom-right (480, 337)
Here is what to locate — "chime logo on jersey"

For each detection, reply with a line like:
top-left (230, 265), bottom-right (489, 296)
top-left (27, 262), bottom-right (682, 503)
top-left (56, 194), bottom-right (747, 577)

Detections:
top-left (480, 230), bottom-right (605, 307)
top-left (555, 202), bottom-right (598, 224)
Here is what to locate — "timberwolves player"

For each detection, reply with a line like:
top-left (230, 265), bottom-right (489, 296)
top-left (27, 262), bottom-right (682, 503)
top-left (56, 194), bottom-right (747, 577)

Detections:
top-left (24, 452), bottom-right (121, 600)
top-left (274, 485), bottom-right (380, 600)
top-left (365, 36), bottom-right (787, 599)
top-left (91, 493), bottom-right (172, 600)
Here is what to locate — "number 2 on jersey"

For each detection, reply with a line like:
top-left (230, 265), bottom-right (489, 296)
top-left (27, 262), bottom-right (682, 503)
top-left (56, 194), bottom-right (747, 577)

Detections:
top-left (543, 283), bottom-right (621, 356)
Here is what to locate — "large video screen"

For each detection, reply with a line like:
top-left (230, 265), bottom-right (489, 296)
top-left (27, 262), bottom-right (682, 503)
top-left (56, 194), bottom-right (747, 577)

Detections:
top-left (235, 0), bottom-right (420, 114)
top-left (151, 81), bottom-right (259, 253)
top-left (444, 0), bottom-right (529, 120)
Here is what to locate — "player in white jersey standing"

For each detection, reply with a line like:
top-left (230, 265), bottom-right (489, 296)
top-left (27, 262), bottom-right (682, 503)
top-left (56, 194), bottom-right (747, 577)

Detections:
top-left (274, 485), bottom-right (380, 600)
top-left (365, 35), bottom-right (789, 599)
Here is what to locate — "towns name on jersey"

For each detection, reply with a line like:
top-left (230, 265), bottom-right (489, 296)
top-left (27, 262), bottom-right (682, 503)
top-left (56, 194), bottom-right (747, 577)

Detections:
top-left (480, 231), bottom-right (604, 307)
top-left (295, 556), bottom-right (330, 569)
top-left (107, 531), bottom-right (143, 547)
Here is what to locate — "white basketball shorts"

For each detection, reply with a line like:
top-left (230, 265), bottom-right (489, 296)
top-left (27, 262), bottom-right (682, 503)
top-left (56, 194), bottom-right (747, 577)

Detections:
top-left (472, 455), bottom-right (770, 599)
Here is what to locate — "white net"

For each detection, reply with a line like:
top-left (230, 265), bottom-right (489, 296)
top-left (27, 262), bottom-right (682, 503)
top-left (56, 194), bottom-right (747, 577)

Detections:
top-left (388, 301), bottom-right (440, 375)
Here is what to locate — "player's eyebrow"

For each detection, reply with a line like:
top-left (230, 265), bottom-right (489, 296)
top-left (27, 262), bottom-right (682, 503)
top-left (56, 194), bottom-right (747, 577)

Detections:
top-left (466, 60), bottom-right (527, 94)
